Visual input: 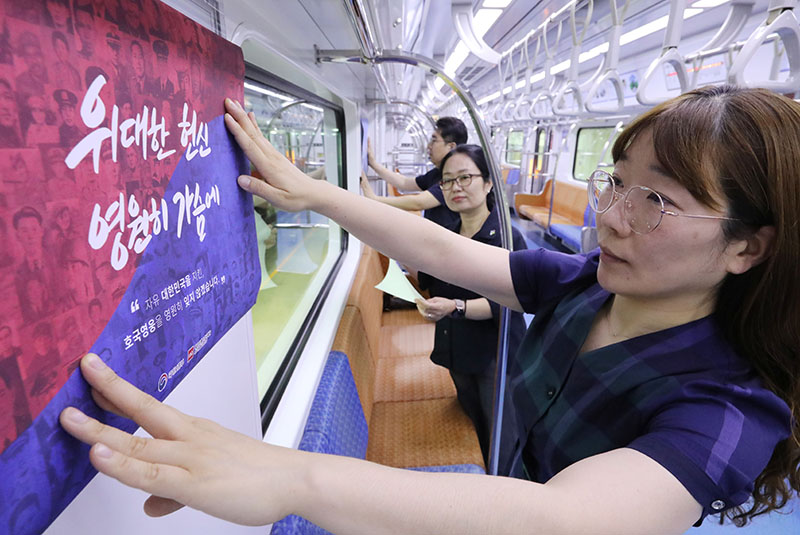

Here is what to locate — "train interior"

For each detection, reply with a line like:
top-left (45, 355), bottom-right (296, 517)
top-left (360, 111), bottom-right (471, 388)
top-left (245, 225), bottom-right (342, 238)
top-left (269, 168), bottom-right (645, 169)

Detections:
top-left (37, 0), bottom-right (800, 533)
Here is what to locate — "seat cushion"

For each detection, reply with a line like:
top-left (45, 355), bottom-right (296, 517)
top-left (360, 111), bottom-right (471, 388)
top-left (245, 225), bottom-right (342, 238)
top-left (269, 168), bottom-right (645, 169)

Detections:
top-left (408, 464), bottom-right (486, 474)
top-left (374, 354), bottom-right (456, 402)
top-left (518, 204), bottom-right (550, 221)
top-left (366, 398), bottom-right (485, 469)
top-left (549, 223), bottom-right (582, 252)
top-left (377, 323), bottom-right (435, 359)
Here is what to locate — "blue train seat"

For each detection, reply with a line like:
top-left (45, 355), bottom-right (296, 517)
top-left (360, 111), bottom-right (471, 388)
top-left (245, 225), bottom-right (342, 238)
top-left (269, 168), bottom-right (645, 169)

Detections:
top-left (271, 350), bottom-right (484, 534)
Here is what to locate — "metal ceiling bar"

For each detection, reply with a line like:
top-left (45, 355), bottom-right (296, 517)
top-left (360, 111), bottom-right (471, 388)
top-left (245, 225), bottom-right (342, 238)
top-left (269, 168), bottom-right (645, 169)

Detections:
top-left (318, 47), bottom-right (514, 477)
top-left (341, 0), bottom-right (392, 104)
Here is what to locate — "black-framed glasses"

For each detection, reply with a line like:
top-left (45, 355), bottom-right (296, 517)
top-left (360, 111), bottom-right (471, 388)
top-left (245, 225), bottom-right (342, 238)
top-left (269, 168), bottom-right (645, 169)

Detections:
top-left (440, 173), bottom-right (482, 190)
top-left (587, 169), bottom-right (738, 234)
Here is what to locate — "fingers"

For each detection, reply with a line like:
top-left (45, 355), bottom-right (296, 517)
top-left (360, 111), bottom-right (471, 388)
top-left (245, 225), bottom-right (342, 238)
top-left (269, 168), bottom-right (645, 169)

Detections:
top-left (237, 175), bottom-right (284, 204)
top-left (144, 495), bottom-right (186, 517)
top-left (224, 100), bottom-right (280, 174)
top-left (78, 354), bottom-right (191, 440)
top-left (88, 443), bottom-right (192, 505)
top-left (60, 407), bottom-right (189, 466)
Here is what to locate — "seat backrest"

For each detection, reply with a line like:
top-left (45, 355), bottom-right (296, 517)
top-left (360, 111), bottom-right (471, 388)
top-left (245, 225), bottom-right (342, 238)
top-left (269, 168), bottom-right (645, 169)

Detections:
top-left (272, 351), bottom-right (365, 535)
top-left (347, 247), bottom-right (384, 357)
top-left (551, 182), bottom-right (588, 225)
top-left (514, 180), bottom-right (553, 214)
top-left (331, 306), bottom-right (376, 424)
top-left (300, 350), bottom-right (368, 458)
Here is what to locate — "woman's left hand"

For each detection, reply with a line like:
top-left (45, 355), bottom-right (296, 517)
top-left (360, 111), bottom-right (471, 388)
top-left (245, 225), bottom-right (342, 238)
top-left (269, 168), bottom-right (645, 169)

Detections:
top-left (415, 297), bottom-right (455, 322)
top-left (360, 171), bottom-right (377, 200)
top-left (59, 354), bottom-right (304, 526)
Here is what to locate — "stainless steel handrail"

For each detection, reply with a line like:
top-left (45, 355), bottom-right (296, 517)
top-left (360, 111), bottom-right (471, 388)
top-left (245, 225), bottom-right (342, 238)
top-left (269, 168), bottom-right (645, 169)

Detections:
top-left (317, 47), bottom-right (514, 476)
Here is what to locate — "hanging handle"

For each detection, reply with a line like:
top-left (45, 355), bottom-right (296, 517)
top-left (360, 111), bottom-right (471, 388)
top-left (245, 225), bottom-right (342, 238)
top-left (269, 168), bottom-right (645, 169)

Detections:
top-left (553, 1), bottom-right (594, 115)
top-left (585, 0), bottom-right (630, 113)
top-left (636, 0), bottom-right (688, 106)
top-left (728, 0), bottom-right (800, 92)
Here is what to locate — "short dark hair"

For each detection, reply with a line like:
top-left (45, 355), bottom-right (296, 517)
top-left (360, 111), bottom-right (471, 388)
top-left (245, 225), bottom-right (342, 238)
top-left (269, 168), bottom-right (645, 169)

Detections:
top-left (435, 116), bottom-right (467, 145)
top-left (13, 206), bottom-right (42, 229)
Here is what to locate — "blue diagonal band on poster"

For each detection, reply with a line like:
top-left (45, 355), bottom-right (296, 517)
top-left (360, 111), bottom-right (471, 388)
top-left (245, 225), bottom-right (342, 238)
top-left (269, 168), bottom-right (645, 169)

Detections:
top-left (0, 115), bottom-right (259, 535)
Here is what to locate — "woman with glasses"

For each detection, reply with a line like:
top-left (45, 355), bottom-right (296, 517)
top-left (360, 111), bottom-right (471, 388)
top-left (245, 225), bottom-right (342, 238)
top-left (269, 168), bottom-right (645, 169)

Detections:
top-left (411, 144), bottom-right (527, 465)
top-left (61, 85), bottom-right (798, 533)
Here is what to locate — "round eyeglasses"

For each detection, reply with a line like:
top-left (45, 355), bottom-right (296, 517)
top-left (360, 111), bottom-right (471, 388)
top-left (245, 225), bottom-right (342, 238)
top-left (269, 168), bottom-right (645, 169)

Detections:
top-left (587, 169), bottom-right (737, 234)
top-left (440, 173), bottom-right (482, 190)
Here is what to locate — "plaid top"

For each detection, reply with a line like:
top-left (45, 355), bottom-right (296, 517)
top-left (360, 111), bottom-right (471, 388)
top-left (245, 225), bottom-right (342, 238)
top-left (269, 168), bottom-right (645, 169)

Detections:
top-left (507, 248), bottom-right (792, 521)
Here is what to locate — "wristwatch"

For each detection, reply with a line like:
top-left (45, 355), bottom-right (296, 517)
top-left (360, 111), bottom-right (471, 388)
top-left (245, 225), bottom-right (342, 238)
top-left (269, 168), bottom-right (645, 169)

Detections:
top-left (451, 299), bottom-right (466, 318)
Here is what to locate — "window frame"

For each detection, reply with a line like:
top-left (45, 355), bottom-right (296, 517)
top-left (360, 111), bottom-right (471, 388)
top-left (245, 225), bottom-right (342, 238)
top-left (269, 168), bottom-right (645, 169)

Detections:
top-left (572, 125), bottom-right (620, 182)
top-left (243, 64), bottom-right (350, 433)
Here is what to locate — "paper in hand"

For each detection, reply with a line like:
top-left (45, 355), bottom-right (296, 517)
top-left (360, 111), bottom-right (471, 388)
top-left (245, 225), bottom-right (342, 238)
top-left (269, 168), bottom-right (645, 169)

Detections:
top-left (375, 259), bottom-right (424, 304)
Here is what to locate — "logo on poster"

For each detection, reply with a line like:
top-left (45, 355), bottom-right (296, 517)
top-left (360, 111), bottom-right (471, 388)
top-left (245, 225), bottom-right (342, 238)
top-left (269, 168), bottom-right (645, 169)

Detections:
top-left (187, 346), bottom-right (195, 362)
top-left (158, 373), bottom-right (168, 392)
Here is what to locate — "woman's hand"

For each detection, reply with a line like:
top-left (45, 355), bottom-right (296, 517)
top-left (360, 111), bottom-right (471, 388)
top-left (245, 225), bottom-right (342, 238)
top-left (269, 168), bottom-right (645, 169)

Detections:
top-left (360, 171), bottom-right (377, 200)
top-left (224, 98), bottom-right (318, 212)
top-left (415, 297), bottom-right (456, 322)
top-left (59, 354), bottom-right (303, 526)
top-left (366, 138), bottom-right (375, 166)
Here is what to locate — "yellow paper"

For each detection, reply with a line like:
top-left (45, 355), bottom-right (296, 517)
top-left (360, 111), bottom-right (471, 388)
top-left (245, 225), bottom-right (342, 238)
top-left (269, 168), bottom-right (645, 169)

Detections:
top-left (375, 259), bottom-right (424, 304)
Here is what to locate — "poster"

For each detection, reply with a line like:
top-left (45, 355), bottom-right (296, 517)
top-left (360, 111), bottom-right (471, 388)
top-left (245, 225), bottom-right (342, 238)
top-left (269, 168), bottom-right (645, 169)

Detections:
top-left (0, 1), bottom-right (259, 533)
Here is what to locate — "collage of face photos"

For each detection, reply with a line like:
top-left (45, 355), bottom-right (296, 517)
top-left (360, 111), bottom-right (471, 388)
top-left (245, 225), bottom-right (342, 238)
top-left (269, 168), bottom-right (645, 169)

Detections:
top-left (1, 1), bottom-right (258, 532)
top-left (0, 0), bottom-right (245, 453)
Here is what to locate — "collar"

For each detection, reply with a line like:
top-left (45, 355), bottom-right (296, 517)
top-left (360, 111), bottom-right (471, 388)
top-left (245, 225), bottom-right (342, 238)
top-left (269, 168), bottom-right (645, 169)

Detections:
top-left (448, 206), bottom-right (499, 242)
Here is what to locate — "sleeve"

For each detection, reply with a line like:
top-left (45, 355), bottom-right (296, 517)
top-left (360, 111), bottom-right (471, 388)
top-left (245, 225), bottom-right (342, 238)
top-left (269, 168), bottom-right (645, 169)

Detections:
top-left (417, 270), bottom-right (431, 291)
top-left (508, 248), bottom-right (600, 314)
top-left (415, 168), bottom-right (438, 190)
top-left (511, 227), bottom-right (528, 252)
top-left (627, 379), bottom-right (792, 521)
top-left (427, 184), bottom-right (445, 206)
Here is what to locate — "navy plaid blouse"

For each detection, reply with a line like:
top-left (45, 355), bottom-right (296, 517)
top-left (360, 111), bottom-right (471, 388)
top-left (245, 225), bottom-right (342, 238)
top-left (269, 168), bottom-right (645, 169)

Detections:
top-left (507, 248), bottom-right (791, 521)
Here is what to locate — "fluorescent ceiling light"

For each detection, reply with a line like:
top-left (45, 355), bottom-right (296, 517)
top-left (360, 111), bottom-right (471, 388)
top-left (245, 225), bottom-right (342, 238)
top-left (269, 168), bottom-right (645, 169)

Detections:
top-left (473, 8), bottom-right (502, 38)
top-left (477, 91), bottom-right (501, 105)
top-left (244, 82), bottom-right (293, 101)
top-left (445, 41), bottom-right (470, 76)
top-left (301, 103), bottom-right (323, 112)
top-left (434, 78), bottom-right (445, 90)
top-left (692, 0), bottom-right (729, 8)
top-left (482, 0), bottom-right (512, 8)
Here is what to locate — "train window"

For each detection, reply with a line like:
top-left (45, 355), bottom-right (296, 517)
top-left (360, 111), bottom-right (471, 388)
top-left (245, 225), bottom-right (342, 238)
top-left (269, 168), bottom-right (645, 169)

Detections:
top-left (573, 126), bottom-right (619, 181)
top-left (505, 130), bottom-right (524, 166)
top-left (242, 77), bottom-right (345, 408)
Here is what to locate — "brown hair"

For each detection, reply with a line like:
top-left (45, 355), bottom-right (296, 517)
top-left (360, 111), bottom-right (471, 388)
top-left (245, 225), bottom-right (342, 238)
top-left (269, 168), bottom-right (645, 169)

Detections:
top-left (612, 85), bottom-right (800, 525)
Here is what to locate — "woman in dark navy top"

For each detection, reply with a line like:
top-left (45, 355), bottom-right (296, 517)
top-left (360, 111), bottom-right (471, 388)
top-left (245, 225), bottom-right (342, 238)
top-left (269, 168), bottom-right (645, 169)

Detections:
top-left (63, 88), bottom-right (799, 534)
top-left (412, 145), bottom-right (527, 463)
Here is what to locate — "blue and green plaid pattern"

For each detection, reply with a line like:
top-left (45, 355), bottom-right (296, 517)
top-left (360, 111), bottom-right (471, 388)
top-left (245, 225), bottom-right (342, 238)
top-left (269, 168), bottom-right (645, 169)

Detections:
top-left (506, 249), bottom-right (791, 521)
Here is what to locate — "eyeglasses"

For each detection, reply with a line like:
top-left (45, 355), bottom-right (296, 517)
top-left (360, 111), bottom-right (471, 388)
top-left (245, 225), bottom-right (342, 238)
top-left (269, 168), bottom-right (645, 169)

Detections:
top-left (587, 169), bottom-right (737, 234)
top-left (441, 173), bottom-right (482, 190)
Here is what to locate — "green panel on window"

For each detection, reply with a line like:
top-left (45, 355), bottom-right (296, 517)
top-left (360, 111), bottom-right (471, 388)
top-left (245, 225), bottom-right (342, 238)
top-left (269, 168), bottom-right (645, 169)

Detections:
top-left (505, 130), bottom-right (524, 165)
top-left (573, 127), bottom-right (619, 181)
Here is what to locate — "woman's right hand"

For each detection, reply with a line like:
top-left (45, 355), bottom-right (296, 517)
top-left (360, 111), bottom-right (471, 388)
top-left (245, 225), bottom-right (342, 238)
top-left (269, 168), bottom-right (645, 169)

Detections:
top-left (224, 98), bottom-right (318, 212)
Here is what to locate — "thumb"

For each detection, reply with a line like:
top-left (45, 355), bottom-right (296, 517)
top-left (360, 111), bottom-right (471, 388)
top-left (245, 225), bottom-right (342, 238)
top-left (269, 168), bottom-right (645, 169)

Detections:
top-left (238, 175), bottom-right (279, 202)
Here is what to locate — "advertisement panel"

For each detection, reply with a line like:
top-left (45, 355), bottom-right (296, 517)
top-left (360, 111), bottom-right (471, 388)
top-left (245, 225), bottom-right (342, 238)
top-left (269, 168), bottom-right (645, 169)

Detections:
top-left (0, 1), bottom-right (258, 533)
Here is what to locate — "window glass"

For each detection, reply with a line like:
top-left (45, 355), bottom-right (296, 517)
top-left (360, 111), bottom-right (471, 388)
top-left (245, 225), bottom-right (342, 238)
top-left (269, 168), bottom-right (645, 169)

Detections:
top-left (243, 80), bottom-right (343, 399)
top-left (505, 130), bottom-right (524, 166)
top-left (573, 127), bottom-right (619, 181)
